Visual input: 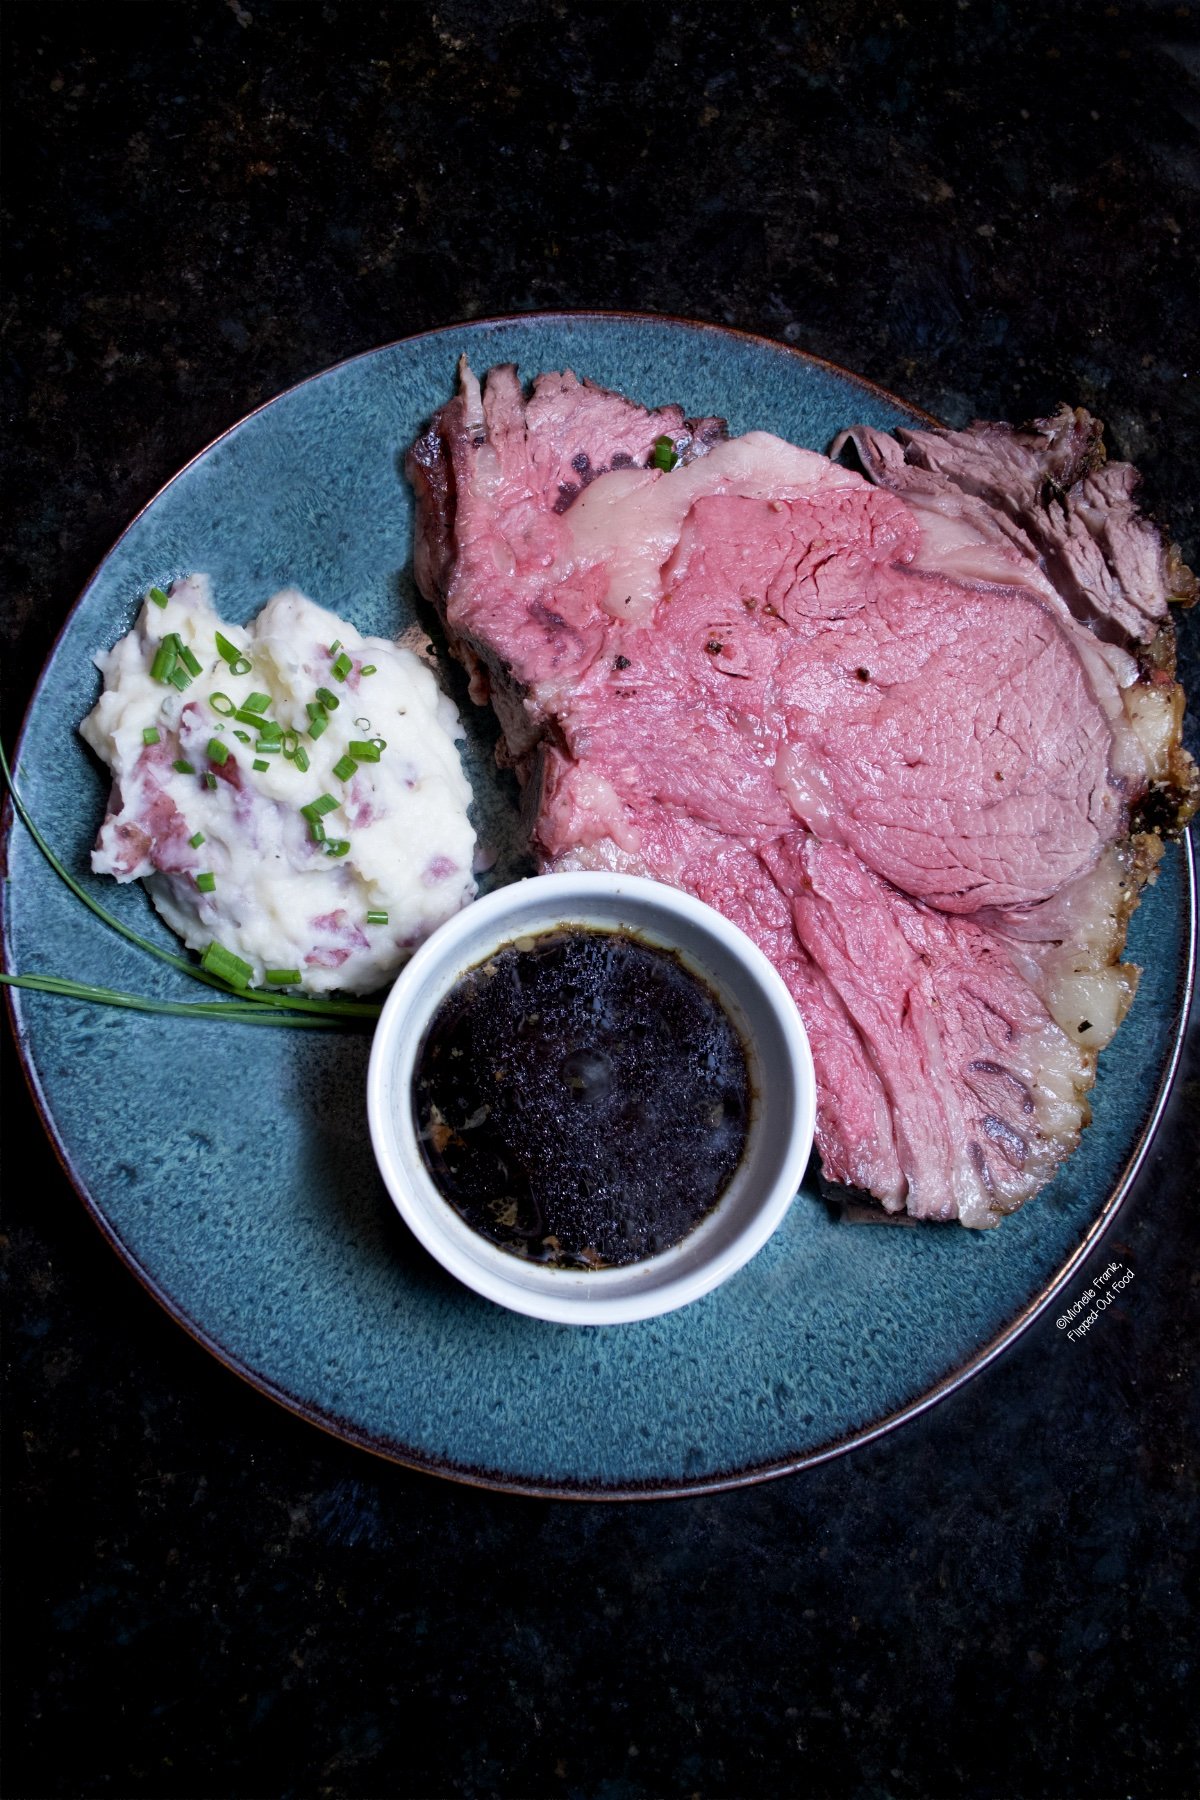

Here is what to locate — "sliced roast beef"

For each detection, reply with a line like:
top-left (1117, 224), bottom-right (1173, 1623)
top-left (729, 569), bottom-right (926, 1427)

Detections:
top-left (765, 838), bottom-right (1092, 1226)
top-left (834, 407), bottom-right (1199, 652)
top-left (406, 362), bottom-right (1198, 1227)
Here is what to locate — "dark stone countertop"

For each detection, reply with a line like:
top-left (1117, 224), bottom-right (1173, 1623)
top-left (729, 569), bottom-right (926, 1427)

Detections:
top-left (2, 4), bottom-right (1198, 1795)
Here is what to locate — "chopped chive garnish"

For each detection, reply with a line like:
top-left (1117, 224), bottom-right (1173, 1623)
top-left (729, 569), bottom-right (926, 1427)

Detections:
top-left (189, 831), bottom-right (205, 848)
top-left (332, 754), bottom-right (357, 782)
top-left (254, 741), bottom-right (281, 755)
top-left (168, 666), bottom-right (192, 692)
top-left (234, 707), bottom-right (267, 728)
top-left (280, 729), bottom-right (300, 758)
top-left (306, 703), bottom-right (329, 740)
top-left (200, 941), bottom-right (254, 988)
top-left (330, 652), bottom-right (353, 682)
top-left (315, 686), bottom-right (340, 711)
top-left (266, 968), bottom-right (302, 986)
top-left (213, 633), bottom-right (252, 676)
top-left (205, 772), bottom-right (217, 790)
top-left (292, 746), bottom-right (310, 773)
top-left (301, 794), bottom-right (338, 819)
top-left (142, 726), bottom-right (161, 746)
top-left (173, 758), bottom-right (195, 775)
top-left (323, 838), bottom-right (351, 858)
top-left (253, 758), bottom-right (269, 772)
top-left (233, 729), bottom-right (251, 743)
top-left (366, 909), bottom-right (388, 925)
top-left (214, 631), bottom-right (244, 666)
top-left (209, 692), bottom-right (235, 716)
top-left (196, 871), bottom-right (216, 893)
top-left (255, 718), bottom-right (282, 743)
top-left (207, 738), bottom-right (229, 766)
top-left (370, 736), bottom-right (387, 752)
top-left (329, 640), bottom-right (341, 655)
top-left (301, 795), bottom-right (337, 844)
top-left (148, 585), bottom-right (170, 609)
top-left (178, 643), bottom-right (202, 678)
top-left (243, 692), bottom-right (271, 714)
top-left (0, 734), bottom-right (384, 1023)
top-left (347, 740), bottom-right (380, 762)
top-left (150, 642), bottom-right (177, 683)
top-left (360, 664), bottom-right (377, 676)
top-left (652, 434), bottom-right (679, 472)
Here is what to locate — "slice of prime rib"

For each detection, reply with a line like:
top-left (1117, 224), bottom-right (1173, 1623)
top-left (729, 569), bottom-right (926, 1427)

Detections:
top-left (407, 362), bottom-right (1197, 1227)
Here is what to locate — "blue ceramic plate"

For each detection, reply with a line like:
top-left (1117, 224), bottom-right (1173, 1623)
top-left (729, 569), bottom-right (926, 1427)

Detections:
top-left (4, 315), bottom-right (1195, 1497)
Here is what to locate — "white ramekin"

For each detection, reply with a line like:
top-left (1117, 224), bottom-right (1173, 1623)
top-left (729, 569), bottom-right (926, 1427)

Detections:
top-left (366, 872), bottom-right (816, 1325)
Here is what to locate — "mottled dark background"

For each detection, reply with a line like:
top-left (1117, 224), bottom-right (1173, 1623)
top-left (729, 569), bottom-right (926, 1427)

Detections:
top-left (3, 3), bottom-right (1198, 1796)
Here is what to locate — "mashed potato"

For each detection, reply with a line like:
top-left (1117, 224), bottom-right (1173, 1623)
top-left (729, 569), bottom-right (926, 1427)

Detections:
top-left (81, 575), bottom-right (476, 994)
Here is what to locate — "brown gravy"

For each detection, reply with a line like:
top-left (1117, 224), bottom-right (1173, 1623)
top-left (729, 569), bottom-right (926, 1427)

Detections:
top-left (411, 926), bottom-right (751, 1268)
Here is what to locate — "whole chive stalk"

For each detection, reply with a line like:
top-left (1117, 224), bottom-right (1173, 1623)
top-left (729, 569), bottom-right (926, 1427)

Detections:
top-left (0, 971), bottom-right (349, 1028)
top-left (0, 737), bottom-right (380, 1020)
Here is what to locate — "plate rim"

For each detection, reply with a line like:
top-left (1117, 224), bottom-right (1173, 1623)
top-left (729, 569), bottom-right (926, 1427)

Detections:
top-left (3, 309), bottom-right (1195, 1500)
